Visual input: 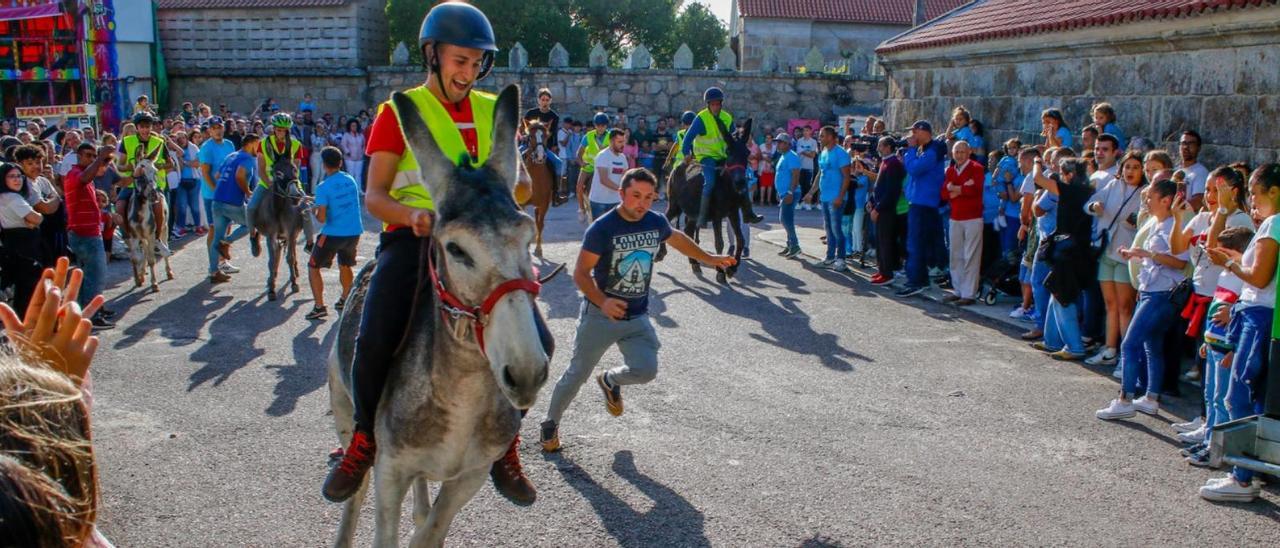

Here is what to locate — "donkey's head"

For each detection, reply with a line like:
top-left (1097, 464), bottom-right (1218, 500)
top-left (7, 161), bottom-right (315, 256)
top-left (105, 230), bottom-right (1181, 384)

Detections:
top-left (263, 136), bottom-right (300, 191)
top-left (722, 118), bottom-right (754, 194)
top-left (394, 85), bottom-right (547, 409)
top-left (132, 144), bottom-right (162, 200)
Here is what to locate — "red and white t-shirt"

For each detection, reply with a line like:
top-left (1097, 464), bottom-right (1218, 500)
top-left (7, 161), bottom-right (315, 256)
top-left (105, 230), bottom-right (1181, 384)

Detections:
top-left (590, 148), bottom-right (627, 205)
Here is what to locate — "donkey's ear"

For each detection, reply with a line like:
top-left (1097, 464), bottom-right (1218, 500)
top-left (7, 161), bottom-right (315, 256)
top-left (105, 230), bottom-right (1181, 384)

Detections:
top-left (742, 119), bottom-right (754, 142)
top-left (392, 92), bottom-right (453, 205)
top-left (147, 142), bottom-right (162, 163)
top-left (487, 85), bottom-right (520, 189)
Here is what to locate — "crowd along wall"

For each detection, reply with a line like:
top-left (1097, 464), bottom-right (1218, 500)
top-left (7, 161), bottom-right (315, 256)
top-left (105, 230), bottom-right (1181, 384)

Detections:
top-left (877, 6), bottom-right (1280, 167)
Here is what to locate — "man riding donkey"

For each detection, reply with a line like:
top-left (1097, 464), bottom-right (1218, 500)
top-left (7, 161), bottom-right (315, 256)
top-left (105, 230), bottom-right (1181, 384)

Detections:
top-left (322, 1), bottom-right (550, 506)
top-left (679, 87), bottom-right (764, 228)
top-left (115, 112), bottom-right (176, 258)
top-left (246, 112), bottom-right (315, 257)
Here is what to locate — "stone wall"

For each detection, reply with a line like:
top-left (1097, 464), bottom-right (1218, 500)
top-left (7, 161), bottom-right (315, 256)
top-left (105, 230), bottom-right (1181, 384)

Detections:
top-left (738, 18), bottom-right (903, 75)
top-left (157, 0), bottom-right (387, 73)
top-left (167, 66), bottom-right (885, 131)
top-left (877, 6), bottom-right (1280, 167)
top-left (369, 67), bottom-right (885, 131)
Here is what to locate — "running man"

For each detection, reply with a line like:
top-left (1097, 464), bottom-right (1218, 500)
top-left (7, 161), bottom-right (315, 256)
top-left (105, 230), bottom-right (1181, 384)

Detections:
top-left (540, 167), bottom-right (736, 452)
top-left (305, 147), bottom-right (362, 320)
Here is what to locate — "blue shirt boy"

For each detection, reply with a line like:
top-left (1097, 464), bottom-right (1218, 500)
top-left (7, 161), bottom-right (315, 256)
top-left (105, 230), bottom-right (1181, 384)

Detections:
top-left (314, 170), bottom-right (363, 237)
top-left (817, 145), bottom-right (851, 203)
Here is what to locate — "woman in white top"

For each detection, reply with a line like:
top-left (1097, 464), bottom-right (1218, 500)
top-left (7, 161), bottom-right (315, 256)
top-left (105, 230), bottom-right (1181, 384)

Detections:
top-left (0, 163), bottom-right (45, 315)
top-left (1096, 179), bottom-right (1188, 421)
top-left (1084, 151), bottom-right (1145, 365)
top-left (1199, 163), bottom-right (1280, 502)
top-left (339, 119), bottom-right (366, 189)
top-left (310, 123), bottom-right (331, 188)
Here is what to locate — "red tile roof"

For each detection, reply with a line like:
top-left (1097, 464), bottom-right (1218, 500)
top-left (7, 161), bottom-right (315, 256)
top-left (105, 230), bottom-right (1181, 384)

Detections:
top-left (157, 0), bottom-right (349, 8)
top-left (737, 0), bottom-right (968, 26)
top-left (877, 0), bottom-right (1279, 54)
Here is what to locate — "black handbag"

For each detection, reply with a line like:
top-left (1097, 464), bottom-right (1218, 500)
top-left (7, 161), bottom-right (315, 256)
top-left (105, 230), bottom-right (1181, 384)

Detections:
top-left (1168, 277), bottom-right (1193, 310)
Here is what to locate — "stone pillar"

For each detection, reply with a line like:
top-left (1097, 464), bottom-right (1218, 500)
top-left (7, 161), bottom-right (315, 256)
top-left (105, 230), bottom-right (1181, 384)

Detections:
top-left (761, 46), bottom-right (779, 73)
top-left (509, 42), bottom-right (528, 71)
top-left (627, 44), bottom-right (652, 69)
top-left (673, 43), bottom-right (693, 70)
top-left (391, 42), bottom-right (410, 65)
top-left (716, 46), bottom-right (736, 71)
top-left (549, 42), bottom-right (569, 68)
top-left (589, 43), bottom-right (608, 68)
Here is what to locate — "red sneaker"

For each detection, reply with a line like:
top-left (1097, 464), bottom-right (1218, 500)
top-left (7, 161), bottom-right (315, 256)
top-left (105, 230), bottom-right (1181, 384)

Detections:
top-left (322, 431), bottom-right (376, 502)
top-left (870, 273), bottom-right (892, 286)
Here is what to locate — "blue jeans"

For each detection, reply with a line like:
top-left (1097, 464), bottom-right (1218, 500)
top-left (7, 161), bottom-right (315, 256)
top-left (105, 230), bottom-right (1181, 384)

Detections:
top-left (246, 184), bottom-right (267, 234)
top-left (1031, 258), bottom-right (1051, 331)
top-left (173, 178), bottom-right (202, 228)
top-left (209, 201), bottom-right (250, 274)
top-left (842, 207), bottom-right (865, 255)
top-left (700, 158), bottom-right (719, 197)
top-left (1000, 215), bottom-right (1020, 256)
top-left (1044, 296), bottom-right (1085, 354)
top-left (589, 200), bottom-right (615, 221)
top-left (547, 150), bottom-right (563, 177)
top-left (68, 233), bottom-right (105, 308)
top-left (1225, 305), bottom-right (1271, 483)
top-left (1203, 347), bottom-right (1231, 439)
top-left (820, 201), bottom-right (845, 261)
top-left (906, 204), bottom-right (942, 288)
top-left (202, 197), bottom-right (214, 226)
top-left (1120, 291), bottom-right (1177, 398)
top-left (1081, 280), bottom-right (1104, 341)
top-left (779, 189), bottom-right (799, 248)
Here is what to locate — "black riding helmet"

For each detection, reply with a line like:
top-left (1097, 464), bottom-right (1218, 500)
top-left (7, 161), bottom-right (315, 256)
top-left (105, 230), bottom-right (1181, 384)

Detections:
top-left (419, 2), bottom-right (498, 81)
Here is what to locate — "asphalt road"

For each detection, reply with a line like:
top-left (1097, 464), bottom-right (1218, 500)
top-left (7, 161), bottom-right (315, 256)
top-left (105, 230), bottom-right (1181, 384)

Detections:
top-left (90, 202), bottom-right (1278, 547)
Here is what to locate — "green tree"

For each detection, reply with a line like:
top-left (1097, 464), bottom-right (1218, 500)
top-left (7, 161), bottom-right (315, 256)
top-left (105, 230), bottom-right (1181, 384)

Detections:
top-left (386, 0), bottom-right (590, 67)
top-left (569, 0), bottom-right (678, 65)
top-left (385, 0), bottom-right (432, 66)
top-left (670, 2), bottom-right (726, 69)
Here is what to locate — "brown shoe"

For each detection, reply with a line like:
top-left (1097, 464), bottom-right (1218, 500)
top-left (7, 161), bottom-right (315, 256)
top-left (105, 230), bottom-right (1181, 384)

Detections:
top-left (322, 431), bottom-right (376, 503)
top-left (540, 420), bottom-right (561, 453)
top-left (490, 435), bottom-right (536, 506)
top-left (1020, 329), bottom-right (1043, 341)
top-left (209, 271), bottom-right (232, 284)
top-left (954, 298), bottom-right (976, 306)
top-left (597, 372), bottom-right (623, 416)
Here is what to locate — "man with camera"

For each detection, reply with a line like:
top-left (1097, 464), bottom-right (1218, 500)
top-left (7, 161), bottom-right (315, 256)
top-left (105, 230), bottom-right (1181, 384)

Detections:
top-left (896, 120), bottom-right (949, 298)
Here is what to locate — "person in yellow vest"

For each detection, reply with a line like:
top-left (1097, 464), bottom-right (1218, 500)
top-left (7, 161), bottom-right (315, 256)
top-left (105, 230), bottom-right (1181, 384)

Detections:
top-left (247, 112), bottom-right (314, 256)
top-left (575, 112), bottom-right (611, 222)
top-left (115, 112), bottom-right (176, 257)
top-left (321, 1), bottom-right (542, 506)
top-left (679, 87), bottom-right (764, 227)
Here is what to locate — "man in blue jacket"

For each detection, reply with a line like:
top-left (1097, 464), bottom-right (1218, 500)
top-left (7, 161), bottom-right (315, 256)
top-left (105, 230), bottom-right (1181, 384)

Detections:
top-left (896, 120), bottom-right (948, 297)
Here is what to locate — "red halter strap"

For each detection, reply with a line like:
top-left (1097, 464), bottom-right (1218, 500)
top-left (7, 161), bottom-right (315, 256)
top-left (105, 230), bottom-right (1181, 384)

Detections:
top-left (427, 246), bottom-right (541, 358)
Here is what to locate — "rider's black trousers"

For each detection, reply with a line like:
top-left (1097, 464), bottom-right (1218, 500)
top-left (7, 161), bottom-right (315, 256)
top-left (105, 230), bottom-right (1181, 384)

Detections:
top-left (351, 228), bottom-right (555, 439)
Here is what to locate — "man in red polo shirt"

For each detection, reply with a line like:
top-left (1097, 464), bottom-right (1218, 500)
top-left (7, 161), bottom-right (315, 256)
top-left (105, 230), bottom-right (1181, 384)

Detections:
top-left (322, 1), bottom-right (543, 507)
top-left (64, 143), bottom-right (116, 329)
top-left (943, 140), bottom-right (985, 305)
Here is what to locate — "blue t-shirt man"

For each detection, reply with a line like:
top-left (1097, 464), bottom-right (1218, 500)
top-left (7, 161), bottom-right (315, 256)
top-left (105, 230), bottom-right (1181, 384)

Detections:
top-left (199, 138), bottom-right (236, 200)
top-left (582, 209), bottom-right (673, 317)
top-left (817, 145), bottom-right (851, 203)
top-left (774, 149), bottom-right (802, 196)
top-left (214, 150), bottom-right (257, 205)
top-left (314, 170), bottom-right (362, 237)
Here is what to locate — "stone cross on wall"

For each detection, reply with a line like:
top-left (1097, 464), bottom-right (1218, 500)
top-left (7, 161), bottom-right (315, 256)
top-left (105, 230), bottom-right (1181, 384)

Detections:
top-left (804, 47), bottom-right (825, 73)
top-left (761, 46), bottom-right (779, 73)
top-left (673, 43), bottom-right (693, 70)
top-left (716, 46), bottom-right (736, 71)
top-left (391, 42), bottom-right (410, 65)
top-left (549, 42), bottom-right (569, 68)
top-left (589, 43), bottom-right (608, 68)
top-left (509, 42), bottom-right (528, 71)
top-left (627, 44), bottom-right (652, 69)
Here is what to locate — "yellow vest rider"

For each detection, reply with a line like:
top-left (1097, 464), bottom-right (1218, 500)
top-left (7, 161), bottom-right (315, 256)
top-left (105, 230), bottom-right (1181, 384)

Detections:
top-left (322, 0), bottom-right (543, 508)
top-left (115, 112), bottom-right (174, 254)
top-left (574, 112), bottom-right (610, 213)
top-left (678, 87), bottom-right (764, 226)
top-left (247, 112), bottom-right (312, 256)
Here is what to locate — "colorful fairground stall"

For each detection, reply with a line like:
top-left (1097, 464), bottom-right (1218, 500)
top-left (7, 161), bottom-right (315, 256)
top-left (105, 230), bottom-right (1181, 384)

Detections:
top-left (1, 0), bottom-right (162, 131)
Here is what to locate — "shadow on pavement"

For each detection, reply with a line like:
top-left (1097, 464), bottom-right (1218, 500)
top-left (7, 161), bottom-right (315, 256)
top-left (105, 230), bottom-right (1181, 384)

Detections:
top-left (111, 283), bottom-right (230, 350)
top-left (264, 318), bottom-right (339, 416)
top-left (187, 293), bottom-right (305, 391)
top-left (548, 450), bottom-right (709, 548)
top-left (797, 533), bottom-right (846, 548)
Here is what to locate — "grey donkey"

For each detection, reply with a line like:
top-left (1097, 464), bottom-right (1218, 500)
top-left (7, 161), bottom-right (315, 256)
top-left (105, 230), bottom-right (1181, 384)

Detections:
top-left (248, 137), bottom-right (308, 301)
top-left (126, 146), bottom-right (173, 292)
top-left (327, 84), bottom-right (550, 547)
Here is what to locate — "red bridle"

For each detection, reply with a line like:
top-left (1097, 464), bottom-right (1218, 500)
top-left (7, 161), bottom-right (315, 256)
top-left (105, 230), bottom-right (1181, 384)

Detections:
top-left (427, 246), bottom-right (541, 358)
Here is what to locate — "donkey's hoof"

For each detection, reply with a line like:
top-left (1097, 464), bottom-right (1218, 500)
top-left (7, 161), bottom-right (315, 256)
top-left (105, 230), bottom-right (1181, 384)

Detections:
top-left (291, 282), bottom-right (300, 294)
top-left (691, 263), bottom-right (702, 275)
top-left (166, 271), bottom-right (174, 280)
top-left (716, 271), bottom-right (727, 285)
top-left (534, 246), bottom-right (543, 258)
top-left (150, 284), bottom-right (160, 293)
top-left (267, 290), bottom-right (278, 302)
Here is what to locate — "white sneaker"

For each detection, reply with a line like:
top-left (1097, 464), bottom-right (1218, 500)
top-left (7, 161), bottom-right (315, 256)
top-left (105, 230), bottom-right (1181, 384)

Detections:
top-left (818, 258), bottom-right (836, 268)
top-left (219, 262), bottom-right (241, 274)
top-left (1008, 306), bottom-right (1028, 319)
top-left (832, 261), bottom-right (848, 272)
top-left (1172, 416), bottom-right (1205, 433)
top-left (1177, 425), bottom-right (1207, 444)
top-left (1085, 348), bottom-right (1118, 366)
top-left (1111, 365), bottom-right (1123, 379)
top-left (1133, 395), bottom-right (1160, 416)
top-left (1199, 476), bottom-right (1261, 502)
top-left (1096, 399), bottom-right (1136, 420)
top-left (156, 241), bottom-right (173, 258)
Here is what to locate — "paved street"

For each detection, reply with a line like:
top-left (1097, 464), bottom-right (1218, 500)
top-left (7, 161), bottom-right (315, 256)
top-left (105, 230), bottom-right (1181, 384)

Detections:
top-left (91, 202), bottom-right (1277, 546)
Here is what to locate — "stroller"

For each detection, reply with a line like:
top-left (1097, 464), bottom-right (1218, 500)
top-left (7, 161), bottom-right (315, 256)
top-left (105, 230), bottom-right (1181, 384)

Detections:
top-left (979, 251), bottom-right (1022, 306)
